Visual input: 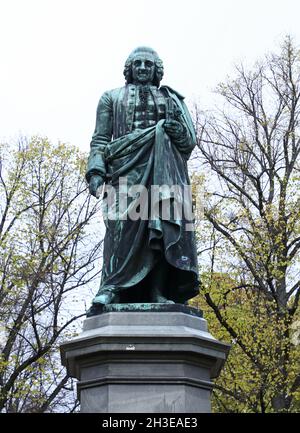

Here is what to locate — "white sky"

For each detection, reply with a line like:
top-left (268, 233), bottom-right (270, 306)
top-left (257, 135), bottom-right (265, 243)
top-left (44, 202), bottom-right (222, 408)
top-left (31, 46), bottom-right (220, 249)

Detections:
top-left (1, 0), bottom-right (300, 151)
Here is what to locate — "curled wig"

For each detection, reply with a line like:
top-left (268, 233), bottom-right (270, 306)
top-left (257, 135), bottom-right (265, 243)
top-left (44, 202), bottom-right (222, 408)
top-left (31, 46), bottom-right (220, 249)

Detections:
top-left (123, 46), bottom-right (164, 87)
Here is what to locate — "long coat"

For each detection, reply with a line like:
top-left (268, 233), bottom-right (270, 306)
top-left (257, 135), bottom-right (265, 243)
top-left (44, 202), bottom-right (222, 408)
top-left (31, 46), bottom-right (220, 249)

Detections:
top-left (86, 84), bottom-right (199, 304)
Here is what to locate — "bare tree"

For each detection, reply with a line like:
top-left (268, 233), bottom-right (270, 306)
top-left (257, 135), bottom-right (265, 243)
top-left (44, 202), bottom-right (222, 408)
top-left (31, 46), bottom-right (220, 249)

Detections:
top-left (0, 136), bottom-right (102, 412)
top-left (194, 36), bottom-right (300, 412)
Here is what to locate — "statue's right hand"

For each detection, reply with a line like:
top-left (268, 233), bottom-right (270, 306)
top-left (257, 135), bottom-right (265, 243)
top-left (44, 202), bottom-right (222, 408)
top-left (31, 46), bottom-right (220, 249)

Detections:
top-left (89, 175), bottom-right (104, 198)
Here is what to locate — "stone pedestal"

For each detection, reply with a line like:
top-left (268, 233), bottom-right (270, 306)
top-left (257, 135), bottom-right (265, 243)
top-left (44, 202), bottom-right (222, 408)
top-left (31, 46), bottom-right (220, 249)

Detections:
top-left (60, 304), bottom-right (230, 413)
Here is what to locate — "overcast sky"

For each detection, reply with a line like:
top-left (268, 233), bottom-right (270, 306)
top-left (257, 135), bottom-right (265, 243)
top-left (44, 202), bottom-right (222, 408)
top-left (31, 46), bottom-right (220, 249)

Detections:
top-left (1, 0), bottom-right (300, 151)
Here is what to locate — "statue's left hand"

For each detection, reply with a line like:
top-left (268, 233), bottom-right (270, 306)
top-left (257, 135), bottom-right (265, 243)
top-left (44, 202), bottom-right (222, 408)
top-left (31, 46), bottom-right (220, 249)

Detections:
top-left (163, 120), bottom-right (186, 140)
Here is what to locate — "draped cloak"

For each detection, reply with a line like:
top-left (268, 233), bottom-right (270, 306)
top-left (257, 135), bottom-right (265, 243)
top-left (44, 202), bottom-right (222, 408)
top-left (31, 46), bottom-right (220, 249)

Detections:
top-left (86, 84), bottom-right (199, 304)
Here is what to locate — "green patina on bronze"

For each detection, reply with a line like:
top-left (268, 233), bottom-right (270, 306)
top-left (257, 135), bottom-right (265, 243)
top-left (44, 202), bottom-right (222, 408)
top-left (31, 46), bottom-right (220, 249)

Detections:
top-left (86, 47), bottom-right (199, 315)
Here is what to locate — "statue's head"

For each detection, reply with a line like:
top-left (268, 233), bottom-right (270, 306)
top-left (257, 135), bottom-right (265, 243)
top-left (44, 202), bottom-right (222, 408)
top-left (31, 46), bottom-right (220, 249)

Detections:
top-left (123, 46), bottom-right (164, 87)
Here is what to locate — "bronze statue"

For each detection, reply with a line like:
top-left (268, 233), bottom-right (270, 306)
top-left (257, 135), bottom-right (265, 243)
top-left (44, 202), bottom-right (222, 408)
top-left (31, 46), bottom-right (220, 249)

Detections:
top-left (86, 47), bottom-right (199, 314)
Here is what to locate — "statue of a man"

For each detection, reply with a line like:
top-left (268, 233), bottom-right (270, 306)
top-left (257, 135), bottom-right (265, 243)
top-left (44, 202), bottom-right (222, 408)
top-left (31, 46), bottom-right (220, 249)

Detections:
top-left (86, 46), bottom-right (199, 314)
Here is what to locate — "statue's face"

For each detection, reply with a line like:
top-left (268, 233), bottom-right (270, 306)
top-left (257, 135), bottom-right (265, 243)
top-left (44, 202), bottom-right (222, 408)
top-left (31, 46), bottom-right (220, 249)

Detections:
top-left (131, 54), bottom-right (155, 85)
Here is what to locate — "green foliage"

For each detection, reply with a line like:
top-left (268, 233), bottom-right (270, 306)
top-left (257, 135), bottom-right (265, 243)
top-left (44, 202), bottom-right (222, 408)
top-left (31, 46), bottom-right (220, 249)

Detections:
top-left (190, 273), bottom-right (300, 412)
